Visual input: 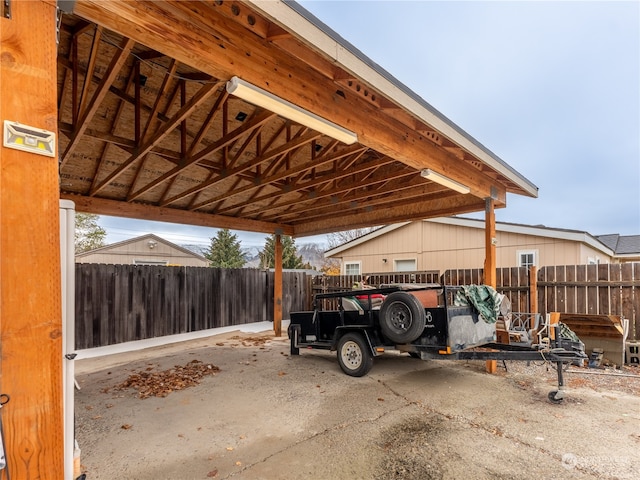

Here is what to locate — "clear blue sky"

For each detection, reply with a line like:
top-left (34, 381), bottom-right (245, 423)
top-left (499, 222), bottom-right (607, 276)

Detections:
top-left (100, 0), bottom-right (640, 248)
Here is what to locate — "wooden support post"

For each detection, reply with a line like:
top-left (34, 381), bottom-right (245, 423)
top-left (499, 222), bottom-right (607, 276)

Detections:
top-left (273, 234), bottom-right (283, 336)
top-left (483, 197), bottom-right (497, 288)
top-left (0, 1), bottom-right (64, 478)
top-left (483, 198), bottom-right (497, 373)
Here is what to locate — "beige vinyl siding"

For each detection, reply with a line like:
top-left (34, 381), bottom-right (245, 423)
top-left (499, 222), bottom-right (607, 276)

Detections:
top-left (334, 220), bottom-right (615, 273)
top-left (76, 238), bottom-right (209, 267)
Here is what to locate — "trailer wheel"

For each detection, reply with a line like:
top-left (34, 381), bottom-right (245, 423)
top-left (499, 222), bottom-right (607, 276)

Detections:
top-left (548, 390), bottom-right (563, 404)
top-left (337, 333), bottom-right (373, 377)
top-left (379, 291), bottom-right (426, 344)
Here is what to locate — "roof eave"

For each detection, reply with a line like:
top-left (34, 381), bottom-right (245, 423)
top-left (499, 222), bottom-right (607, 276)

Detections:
top-left (248, 0), bottom-right (538, 199)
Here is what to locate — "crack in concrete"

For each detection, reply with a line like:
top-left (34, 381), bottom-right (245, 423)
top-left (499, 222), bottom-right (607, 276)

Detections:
top-left (221, 376), bottom-right (416, 478)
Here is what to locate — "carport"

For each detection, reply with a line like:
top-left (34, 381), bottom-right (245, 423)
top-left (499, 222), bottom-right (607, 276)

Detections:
top-left (0, 1), bottom-right (537, 477)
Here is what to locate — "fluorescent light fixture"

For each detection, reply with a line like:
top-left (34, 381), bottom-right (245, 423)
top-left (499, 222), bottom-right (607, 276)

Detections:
top-left (3, 120), bottom-right (55, 157)
top-left (420, 169), bottom-right (471, 194)
top-left (226, 76), bottom-right (358, 145)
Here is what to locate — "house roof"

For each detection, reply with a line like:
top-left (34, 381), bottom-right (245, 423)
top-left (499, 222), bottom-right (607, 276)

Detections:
top-left (596, 234), bottom-right (640, 256)
top-left (325, 217), bottom-right (637, 258)
top-left (75, 233), bottom-right (208, 261)
top-left (58, 0), bottom-right (537, 239)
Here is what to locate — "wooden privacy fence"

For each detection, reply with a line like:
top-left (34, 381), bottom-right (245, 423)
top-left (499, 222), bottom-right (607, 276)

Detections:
top-left (75, 264), bottom-right (310, 349)
top-left (76, 263), bottom-right (639, 349)
top-left (538, 264), bottom-right (639, 339)
top-left (314, 264), bottom-right (640, 340)
top-left (433, 265), bottom-right (638, 339)
top-left (442, 267), bottom-right (534, 314)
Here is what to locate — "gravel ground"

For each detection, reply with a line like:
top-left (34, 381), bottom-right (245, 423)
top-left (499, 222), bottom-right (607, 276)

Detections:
top-left (74, 331), bottom-right (640, 480)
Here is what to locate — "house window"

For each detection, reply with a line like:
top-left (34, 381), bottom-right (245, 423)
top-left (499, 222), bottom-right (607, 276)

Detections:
top-left (134, 259), bottom-right (168, 266)
top-left (344, 262), bottom-right (361, 275)
top-left (517, 250), bottom-right (537, 268)
top-left (395, 259), bottom-right (417, 272)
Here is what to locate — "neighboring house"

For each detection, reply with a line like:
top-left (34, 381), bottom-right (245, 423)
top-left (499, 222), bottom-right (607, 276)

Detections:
top-left (76, 233), bottom-right (209, 267)
top-left (325, 217), bottom-right (639, 275)
top-left (596, 234), bottom-right (640, 263)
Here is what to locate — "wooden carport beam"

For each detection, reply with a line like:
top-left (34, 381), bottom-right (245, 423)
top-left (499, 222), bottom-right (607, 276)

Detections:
top-left (62, 194), bottom-right (294, 236)
top-left (69, 0), bottom-right (507, 203)
top-left (293, 194), bottom-right (487, 237)
top-left (0, 1), bottom-right (63, 477)
top-left (483, 198), bottom-right (498, 373)
top-left (484, 198), bottom-right (497, 288)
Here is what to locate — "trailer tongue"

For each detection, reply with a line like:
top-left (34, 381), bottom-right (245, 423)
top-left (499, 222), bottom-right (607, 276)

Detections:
top-left (288, 284), bottom-right (587, 404)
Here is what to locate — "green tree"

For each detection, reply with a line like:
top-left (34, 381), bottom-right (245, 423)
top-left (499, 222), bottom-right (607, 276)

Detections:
top-left (259, 234), bottom-right (310, 269)
top-left (75, 213), bottom-right (107, 253)
top-left (205, 228), bottom-right (246, 267)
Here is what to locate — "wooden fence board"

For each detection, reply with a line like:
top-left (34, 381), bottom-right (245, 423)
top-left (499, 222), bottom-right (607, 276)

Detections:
top-left (630, 263), bottom-right (639, 339)
top-left (565, 264), bottom-right (576, 314)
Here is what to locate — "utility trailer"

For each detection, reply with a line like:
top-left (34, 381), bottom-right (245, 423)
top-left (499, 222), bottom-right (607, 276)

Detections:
top-left (288, 284), bottom-right (587, 403)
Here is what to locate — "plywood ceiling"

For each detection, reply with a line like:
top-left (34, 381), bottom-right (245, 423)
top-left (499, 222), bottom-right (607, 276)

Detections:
top-left (57, 0), bottom-right (535, 237)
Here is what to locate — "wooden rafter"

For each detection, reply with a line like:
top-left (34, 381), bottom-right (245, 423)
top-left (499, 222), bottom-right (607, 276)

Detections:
top-left (267, 168), bottom-right (424, 222)
top-left (188, 130), bottom-right (323, 211)
top-left (77, 25), bottom-right (103, 123)
top-left (132, 109), bottom-right (277, 202)
top-left (292, 194), bottom-right (487, 237)
top-left (61, 34), bottom-right (134, 167)
top-left (214, 147), bottom-right (374, 215)
top-left (91, 80), bottom-right (218, 196)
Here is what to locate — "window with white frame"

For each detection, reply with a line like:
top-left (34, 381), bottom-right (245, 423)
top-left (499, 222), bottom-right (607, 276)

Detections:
top-left (516, 250), bottom-right (537, 268)
top-left (134, 259), bottom-right (169, 266)
top-left (344, 261), bottom-right (361, 276)
top-left (395, 259), bottom-right (417, 272)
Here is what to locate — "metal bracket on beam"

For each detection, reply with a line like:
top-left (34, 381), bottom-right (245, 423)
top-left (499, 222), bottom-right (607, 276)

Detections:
top-left (2, 0), bottom-right (11, 20)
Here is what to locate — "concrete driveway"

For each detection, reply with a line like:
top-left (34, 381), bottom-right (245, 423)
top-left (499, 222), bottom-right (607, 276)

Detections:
top-left (74, 326), bottom-right (640, 479)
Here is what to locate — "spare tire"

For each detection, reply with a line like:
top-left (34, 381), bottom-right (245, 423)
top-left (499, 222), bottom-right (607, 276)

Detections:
top-left (379, 291), bottom-right (426, 343)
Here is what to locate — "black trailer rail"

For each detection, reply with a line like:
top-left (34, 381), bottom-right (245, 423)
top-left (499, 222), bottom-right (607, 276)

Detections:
top-left (418, 340), bottom-right (583, 403)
